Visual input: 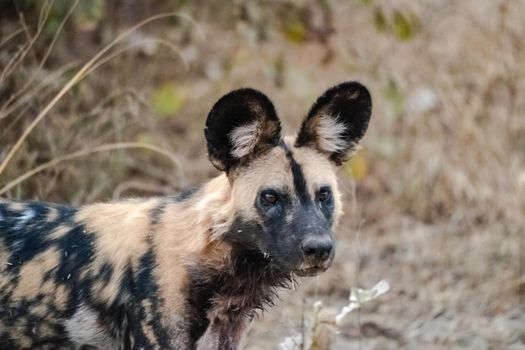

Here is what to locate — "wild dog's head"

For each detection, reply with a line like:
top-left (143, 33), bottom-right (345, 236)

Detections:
top-left (205, 82), bottom-right (371, 276)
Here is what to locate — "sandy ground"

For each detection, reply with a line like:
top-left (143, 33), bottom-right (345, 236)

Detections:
top-left (245, 214), bottom-right (524, 349)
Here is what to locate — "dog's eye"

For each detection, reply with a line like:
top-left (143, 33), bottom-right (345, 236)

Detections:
top-left (318, 189), bottom-right (331, 202)
top-left (262, 192), bottom-right (278, 205)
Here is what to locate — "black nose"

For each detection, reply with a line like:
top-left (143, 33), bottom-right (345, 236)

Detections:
top-left (301, 237), bottom-right (333, 261)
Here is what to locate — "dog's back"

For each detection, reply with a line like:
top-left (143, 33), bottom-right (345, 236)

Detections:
top-left (0, 198), bottom-right (174, 349)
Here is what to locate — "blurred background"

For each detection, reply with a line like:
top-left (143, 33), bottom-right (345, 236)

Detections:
top-left (0, 1), bottom-right (524, 349)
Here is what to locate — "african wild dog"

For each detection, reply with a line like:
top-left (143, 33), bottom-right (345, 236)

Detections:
top-left (0, 82), bottom-right (372, 349)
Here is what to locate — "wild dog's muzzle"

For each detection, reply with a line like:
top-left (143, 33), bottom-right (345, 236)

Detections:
top-left (294, 235), bottom-right (334, 276)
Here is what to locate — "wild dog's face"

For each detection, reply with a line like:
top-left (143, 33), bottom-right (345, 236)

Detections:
top-left (205, 82), bottom-right (371, 276)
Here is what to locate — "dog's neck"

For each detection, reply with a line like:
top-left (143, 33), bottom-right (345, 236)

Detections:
top-left (156, 175), bottom-right (292, 343)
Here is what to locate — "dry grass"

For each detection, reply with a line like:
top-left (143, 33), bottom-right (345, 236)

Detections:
top-left (1, 1), bottom-right (524, 349)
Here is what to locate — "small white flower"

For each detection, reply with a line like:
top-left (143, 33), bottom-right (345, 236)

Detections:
top-left (278, 331), bottom-right (302, 350)
top-left (312, 300), bottom-right (323, 313)
top-left (335, 280), bottom-right (390, 325)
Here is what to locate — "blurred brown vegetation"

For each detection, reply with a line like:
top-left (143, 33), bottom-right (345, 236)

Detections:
top-left (0, 0), bottom-right (524, 349)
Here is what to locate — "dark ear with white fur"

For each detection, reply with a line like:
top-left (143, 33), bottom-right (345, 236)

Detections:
top-left (295, 82), bottom-right (372, 165)
top-left (205, 88), bottom-right (282, 172)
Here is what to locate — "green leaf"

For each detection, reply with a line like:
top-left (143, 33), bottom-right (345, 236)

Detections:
top-left (373, 8), bottom-right (387, 32)
top-left (150, 83), bottom-right (184, 118)
top-left (343, 152), bottom-right (368, 181)
top-left (77, 0), bottom-right (104, 22)
top-left (384, 79), bottom-right (404, 115)
top-left (393, 10), bottom-right (415, 40)
top-left (284, 19), bottom-right (307, 43)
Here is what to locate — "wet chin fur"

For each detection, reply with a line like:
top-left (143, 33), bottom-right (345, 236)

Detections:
top-left (293, 264), bottom-right (330, 277)
top-left (293, 257), bottom-right (334, 277)
top-left (261, 248), bottom-right (333, 277)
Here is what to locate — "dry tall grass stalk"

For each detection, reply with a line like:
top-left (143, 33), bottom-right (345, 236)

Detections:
top-left (0, 0), bottom-right (52, 83)
top-left (0, 142), bottom-right (184, 196)
top-left (0, 12), bottom-right (201, 177)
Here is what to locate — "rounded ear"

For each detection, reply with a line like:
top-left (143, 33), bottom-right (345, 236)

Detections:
top-left (295, 82), bottom-right (372, 165)
top-left (205, 88), bottom-right (282, 172)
